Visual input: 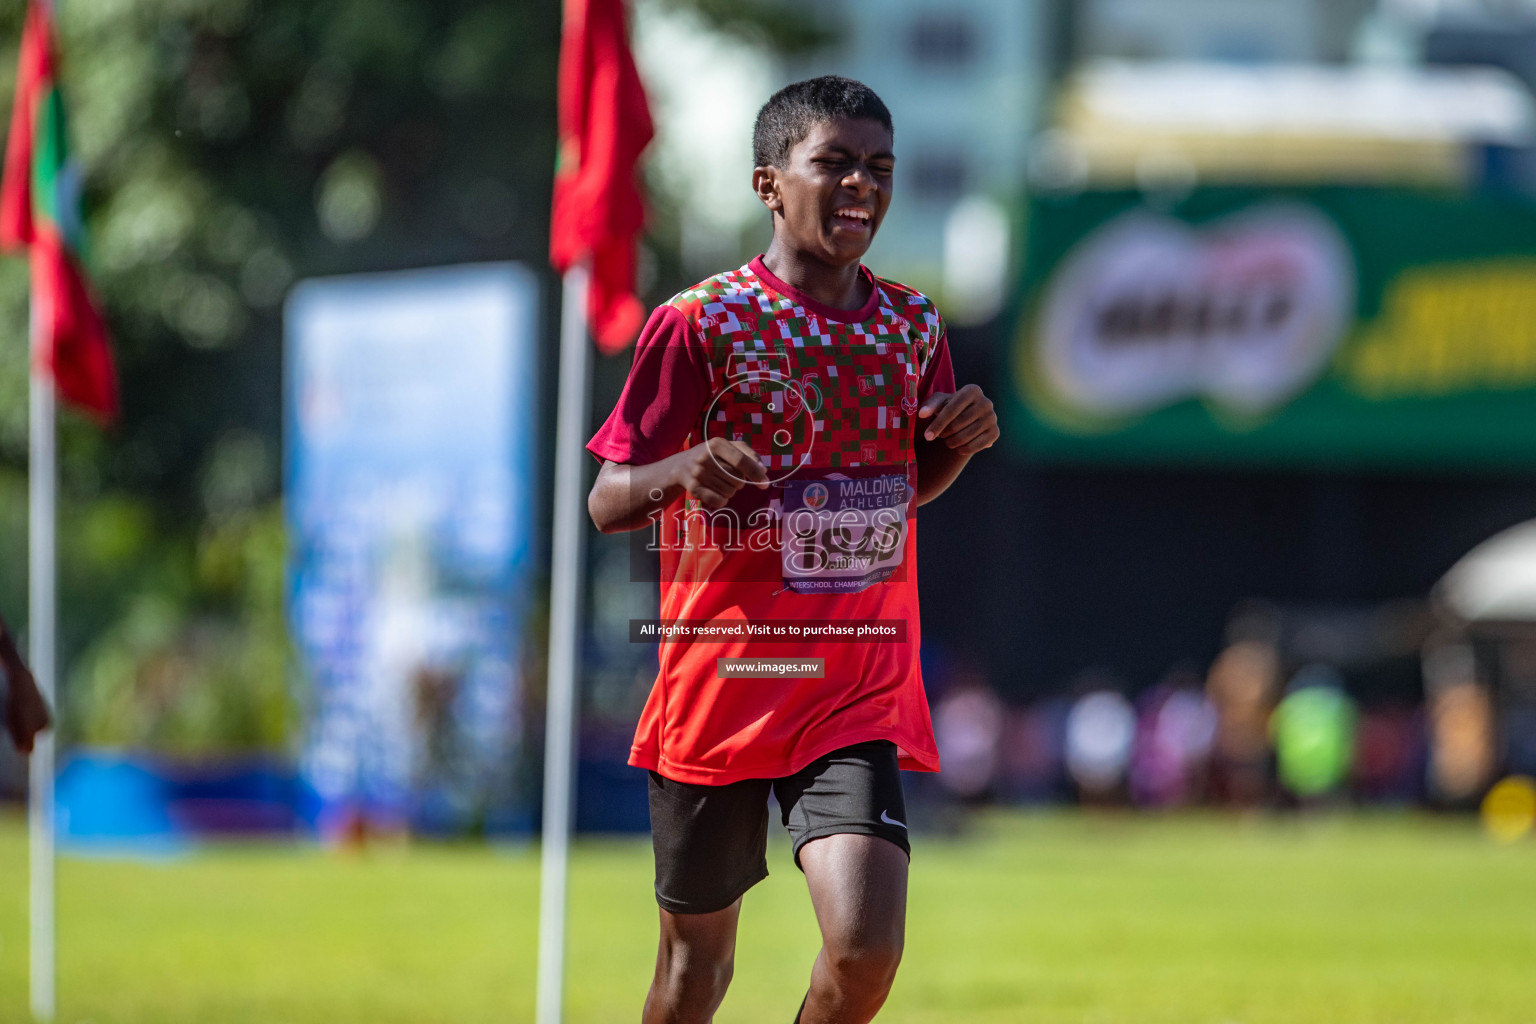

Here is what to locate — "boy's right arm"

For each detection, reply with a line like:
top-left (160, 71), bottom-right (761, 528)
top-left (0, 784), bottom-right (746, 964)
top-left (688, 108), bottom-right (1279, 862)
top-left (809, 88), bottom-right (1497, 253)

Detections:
top-left (588, 438), bottom-right (769, 534)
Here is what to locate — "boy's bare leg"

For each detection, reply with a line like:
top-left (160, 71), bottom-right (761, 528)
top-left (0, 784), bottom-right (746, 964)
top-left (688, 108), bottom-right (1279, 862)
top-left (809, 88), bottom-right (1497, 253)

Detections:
top-left (795, 834), bottom-right (908, 1024)
top-left (643, 900), bottom-right (742, 1024)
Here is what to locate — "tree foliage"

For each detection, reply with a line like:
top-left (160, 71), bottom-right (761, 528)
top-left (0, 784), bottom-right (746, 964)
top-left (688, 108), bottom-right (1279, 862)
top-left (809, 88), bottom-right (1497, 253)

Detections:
top-left (653, 0), bottom-right (836, 56)
top-left (0, 0), bottom-right (560, 751)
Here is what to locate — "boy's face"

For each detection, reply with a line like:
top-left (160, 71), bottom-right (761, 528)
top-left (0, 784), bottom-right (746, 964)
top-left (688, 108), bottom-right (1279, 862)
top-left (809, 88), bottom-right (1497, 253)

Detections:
top-left (755, 117), bottom-right (894, 267)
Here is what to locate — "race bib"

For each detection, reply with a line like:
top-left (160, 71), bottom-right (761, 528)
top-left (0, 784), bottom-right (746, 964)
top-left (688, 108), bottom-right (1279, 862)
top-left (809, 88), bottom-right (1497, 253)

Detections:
top-left (780, 472), bottom-right (909, 594)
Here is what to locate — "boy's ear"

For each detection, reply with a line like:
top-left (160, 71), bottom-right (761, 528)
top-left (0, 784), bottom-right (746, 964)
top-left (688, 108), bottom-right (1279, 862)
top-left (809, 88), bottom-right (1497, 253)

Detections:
top-left (752, 166), bottom-right (782, 214)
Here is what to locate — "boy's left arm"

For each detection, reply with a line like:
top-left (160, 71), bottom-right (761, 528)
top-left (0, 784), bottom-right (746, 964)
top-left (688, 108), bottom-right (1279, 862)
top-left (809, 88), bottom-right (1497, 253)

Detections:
top-left (912, 384), bottom-right (998, 506)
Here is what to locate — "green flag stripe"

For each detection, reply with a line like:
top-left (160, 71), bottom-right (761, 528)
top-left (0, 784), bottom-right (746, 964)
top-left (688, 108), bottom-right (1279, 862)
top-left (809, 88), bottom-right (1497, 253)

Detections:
top-left (31, 81), bottom-right (88, 258)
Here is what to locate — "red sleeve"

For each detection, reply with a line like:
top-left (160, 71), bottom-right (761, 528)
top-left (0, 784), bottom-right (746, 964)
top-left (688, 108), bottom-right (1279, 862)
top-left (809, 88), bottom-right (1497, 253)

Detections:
top-left (918, 330), bottom-right (955, 402)
top-left (587, 304), bottom-right (712, 466)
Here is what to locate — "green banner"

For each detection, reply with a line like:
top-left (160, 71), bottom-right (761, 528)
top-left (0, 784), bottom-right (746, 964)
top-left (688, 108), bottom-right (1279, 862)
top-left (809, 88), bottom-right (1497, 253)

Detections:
top-left (1008, 188), bottom-right (1536, 469)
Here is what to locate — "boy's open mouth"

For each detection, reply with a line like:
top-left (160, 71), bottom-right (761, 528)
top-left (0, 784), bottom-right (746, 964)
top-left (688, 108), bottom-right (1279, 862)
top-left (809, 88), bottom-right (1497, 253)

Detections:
top-left (831, 206), bottom-right (873, 230)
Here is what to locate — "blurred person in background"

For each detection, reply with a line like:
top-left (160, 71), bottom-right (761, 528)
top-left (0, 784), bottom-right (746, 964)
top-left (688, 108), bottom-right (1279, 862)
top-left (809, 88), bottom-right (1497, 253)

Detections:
top-left (1130, 669), bottom-right (1217, 809)
top-left (1423, 643), bottom-right (1495, 805)
top-left (1271, 665), bottom-right (1356, 805)
top-left (1350, 704), bottom-right (1424, 804)
top-left (1064, 679), bottom-right (1137, 805)
top-left (932, 675), bottom-right (1003, 801)
top-left (1206, 638), bottom-right (1281, 807)
top-left (996, 697), bottom-right (1069, 804)
top-left (1, 612), bottom-right (49, 755)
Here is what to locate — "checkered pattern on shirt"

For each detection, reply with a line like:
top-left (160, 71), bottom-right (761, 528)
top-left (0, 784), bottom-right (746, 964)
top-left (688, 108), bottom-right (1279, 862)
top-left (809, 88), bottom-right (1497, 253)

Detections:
top-left (668, 264), bottom-right (944, 471)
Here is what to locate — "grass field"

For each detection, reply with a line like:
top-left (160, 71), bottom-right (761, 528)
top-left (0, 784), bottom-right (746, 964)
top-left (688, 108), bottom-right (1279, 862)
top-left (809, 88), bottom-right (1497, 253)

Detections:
top-left (1, 810), bottom-right (1532, 1023)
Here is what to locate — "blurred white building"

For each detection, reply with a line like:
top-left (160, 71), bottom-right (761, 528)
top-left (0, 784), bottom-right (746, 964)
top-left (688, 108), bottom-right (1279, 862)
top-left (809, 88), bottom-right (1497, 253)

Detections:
top-left (783, 0), bottom-right (1050, 319)
top-left (1081, 0), bottom-right (1376, 64)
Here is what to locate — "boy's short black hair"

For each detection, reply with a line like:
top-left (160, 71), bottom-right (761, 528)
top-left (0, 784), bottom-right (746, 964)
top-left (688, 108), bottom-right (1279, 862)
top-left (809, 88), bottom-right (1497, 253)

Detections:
top-left (752, 75), bottom-right (893, 168)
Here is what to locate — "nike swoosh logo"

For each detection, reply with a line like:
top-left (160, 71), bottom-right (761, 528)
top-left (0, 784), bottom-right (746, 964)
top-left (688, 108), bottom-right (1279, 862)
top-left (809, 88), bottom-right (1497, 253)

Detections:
top-left (880, 810), bottom-right (906, 829)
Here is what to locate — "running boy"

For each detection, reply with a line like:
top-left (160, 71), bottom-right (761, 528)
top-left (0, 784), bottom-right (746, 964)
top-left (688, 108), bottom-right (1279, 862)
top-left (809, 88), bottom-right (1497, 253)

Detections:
top-left (587, 76), bottom-right (998, 1024)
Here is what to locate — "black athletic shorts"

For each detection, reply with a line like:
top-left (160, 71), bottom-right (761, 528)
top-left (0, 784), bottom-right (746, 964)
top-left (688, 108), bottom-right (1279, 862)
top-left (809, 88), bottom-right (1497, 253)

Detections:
top-left (646, 739), bottom-right (910, 915)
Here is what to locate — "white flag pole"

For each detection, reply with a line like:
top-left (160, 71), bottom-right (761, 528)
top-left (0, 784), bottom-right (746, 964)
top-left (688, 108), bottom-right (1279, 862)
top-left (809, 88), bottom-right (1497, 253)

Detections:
top-left (536, 264), bottom-right (591, 1024)
top-left (28, 320), bottom-right (58, 1023)
top-left (30, 2), bottom-right (62, 1015)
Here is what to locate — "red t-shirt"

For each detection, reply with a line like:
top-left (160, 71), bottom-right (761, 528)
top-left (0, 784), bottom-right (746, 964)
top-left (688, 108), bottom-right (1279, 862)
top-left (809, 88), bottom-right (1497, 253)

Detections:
top-left (588, 257), bottom-right (953, 784)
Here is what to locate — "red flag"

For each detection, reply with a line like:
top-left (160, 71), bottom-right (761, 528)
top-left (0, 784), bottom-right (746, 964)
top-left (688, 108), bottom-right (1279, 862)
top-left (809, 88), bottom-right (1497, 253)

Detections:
top-left (1, 1), bottom-right (118, 420)
top-left (549, 0), bottom-right (654, 354)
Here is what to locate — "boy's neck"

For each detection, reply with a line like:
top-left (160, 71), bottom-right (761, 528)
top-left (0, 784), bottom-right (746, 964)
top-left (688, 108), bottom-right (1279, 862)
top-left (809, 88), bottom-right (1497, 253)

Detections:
top-left (759, 242), bottom-right (870, 313)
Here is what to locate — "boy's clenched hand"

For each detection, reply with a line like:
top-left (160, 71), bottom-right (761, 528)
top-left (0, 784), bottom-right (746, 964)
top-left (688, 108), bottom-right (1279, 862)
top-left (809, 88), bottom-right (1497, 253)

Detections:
top-left (917, 384), bottom-right (998, 455)
top-left (671, 438), bottom-right (769, 509)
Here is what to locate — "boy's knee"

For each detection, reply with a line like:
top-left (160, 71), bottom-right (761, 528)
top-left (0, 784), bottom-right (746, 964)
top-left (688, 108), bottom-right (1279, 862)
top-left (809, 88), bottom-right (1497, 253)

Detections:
top-left (823, 933), bottom-right (903, 997)
top-left (655, 938), bottom-right (735, 1014)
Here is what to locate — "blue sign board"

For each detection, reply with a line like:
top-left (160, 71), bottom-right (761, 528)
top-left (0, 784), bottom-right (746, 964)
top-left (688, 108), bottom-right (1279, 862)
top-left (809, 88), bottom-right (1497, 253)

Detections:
top-left (285, 263), bottom-right (538, 835)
